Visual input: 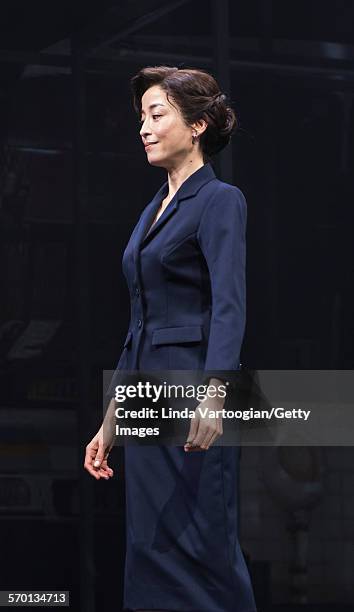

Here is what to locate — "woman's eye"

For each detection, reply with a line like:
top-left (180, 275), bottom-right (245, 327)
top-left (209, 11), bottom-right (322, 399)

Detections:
top-left (139, 115), bottom-right (161, 125)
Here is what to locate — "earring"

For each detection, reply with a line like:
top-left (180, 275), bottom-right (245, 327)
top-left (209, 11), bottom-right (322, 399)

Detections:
top-left (192, 131), bottom-right (199, 144)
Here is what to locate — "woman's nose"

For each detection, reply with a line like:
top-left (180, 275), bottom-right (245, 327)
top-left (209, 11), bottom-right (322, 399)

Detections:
top-left (140, 118), bottom-right (150, 136)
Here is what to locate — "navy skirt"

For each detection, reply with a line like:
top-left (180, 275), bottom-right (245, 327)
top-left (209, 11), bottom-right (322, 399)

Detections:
top-left (123, 444), bottom-right (257, 612)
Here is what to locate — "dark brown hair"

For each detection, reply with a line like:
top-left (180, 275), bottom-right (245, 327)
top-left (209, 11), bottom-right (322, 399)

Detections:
top-left (130, 65), bottom-right (238, 162)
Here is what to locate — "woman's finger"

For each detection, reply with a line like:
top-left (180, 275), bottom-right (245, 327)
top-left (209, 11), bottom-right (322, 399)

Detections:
top-left (199, 425), bottom-right (216, 450)
top-left (204, 428), bottom-right (220, 450)
top-left (184, 413), bottom-right (199, 449)
top-left (192, 425), bottom-right (210, 448)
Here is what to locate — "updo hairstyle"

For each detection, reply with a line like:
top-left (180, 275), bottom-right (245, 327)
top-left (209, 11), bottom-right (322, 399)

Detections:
top-left (131, 65), bottom-right (238, 162)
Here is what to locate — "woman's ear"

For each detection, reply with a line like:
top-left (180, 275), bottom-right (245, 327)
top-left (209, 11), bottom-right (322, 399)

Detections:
top-left (191, 118), bottom-right (208, 137)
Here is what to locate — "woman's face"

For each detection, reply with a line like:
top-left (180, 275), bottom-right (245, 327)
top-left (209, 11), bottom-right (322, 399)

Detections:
top-left (139, 85), bottom-right (202, 168)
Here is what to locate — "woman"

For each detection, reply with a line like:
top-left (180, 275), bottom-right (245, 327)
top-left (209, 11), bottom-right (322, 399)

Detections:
top-left (84, 66), bottom-right (257, 612)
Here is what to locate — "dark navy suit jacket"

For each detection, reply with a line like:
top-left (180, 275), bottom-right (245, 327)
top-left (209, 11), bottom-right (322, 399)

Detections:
top-left (107, 161), bottom-right (246, 395)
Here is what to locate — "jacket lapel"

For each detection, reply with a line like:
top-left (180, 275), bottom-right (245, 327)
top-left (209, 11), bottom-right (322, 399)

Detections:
top-left (141, 190), bottom-right (179, 245)
top-left (132, 181), bottom-right (168, 269)
top-left (133, 162), bottom-right (216, 264)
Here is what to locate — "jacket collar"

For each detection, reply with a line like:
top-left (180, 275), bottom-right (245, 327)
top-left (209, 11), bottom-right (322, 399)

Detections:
top-left (162, 161), bottom-right (216, 203)
top-left (135, 162), bottom-right (216, 252)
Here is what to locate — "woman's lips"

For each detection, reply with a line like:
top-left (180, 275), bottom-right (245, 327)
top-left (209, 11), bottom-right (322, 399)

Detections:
top-left (145, 142), bottom-right (158, 149)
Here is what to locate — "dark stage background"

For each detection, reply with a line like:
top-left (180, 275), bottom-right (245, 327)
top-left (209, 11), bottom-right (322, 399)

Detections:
top-left (0, 1), bottom-right (354, 611)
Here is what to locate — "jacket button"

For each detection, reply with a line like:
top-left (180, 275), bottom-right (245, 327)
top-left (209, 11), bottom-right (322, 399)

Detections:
top-left (135, 287), bottom-right (140, 296)
top-left (137, 319), bottom-right (142, 328)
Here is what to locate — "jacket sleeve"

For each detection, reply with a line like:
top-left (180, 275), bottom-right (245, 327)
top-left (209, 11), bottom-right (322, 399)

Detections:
top-left (196, 184), bottom-right (247, 391)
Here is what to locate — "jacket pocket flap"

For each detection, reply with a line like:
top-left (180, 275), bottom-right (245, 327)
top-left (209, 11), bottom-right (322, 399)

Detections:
top-left (123, 330), bottom-right (133, 348)
top-left (152, 325), bottom-right (202, 346)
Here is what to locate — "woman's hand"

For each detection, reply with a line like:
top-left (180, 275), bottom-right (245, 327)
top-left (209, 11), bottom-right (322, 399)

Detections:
top-left (84, 399), bottom-right (116, 479)
top-left (84, 425), bottom-right (114, 479)
top-left (184, 378), bottom-right (226, 451)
